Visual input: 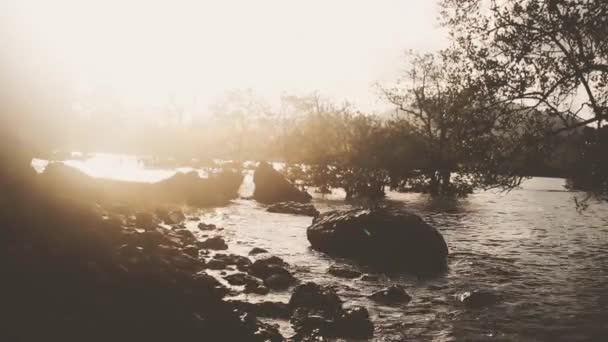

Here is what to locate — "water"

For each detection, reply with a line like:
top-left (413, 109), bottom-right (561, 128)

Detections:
top-left (39, 154), bottom-right (608, 341)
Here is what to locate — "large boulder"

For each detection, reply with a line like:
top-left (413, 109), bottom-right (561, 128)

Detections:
top-left (253, 162), bottom-right (311, 204)
top-left (307, 207), bottom-right (448, 274)
top-left (267, 201), bottom-right (319, 217)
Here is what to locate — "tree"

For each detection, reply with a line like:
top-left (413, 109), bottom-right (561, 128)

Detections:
top-left (441, 0), bottom-right (608, 198)
top-left (441, 0), bottom-right (607, 129)
top-left (278, 94), bottom-right (398, 199)
top-left (380, 51), bottom-right (543, 196)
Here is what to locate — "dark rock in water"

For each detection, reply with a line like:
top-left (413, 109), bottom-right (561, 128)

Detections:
top-left (327, 265), bottom-right (361, 279)
top-left (197, 236), bottom-right (228, 250)
top-left (135, 211), bottom-right (157, 229)
top-left (253, 162), bottom-right (312, 204)
top-left (155, 169), bottom-right (243, 207)
top-left (224, 273), bottom-right (261, 286)
top-left (267, 201), bottom-right (319, 217)
top-left (335, 306), bottom-right (374, 339)
top-left (458, 290), bottom-right (500, 308)
top-left (213, 253), bottom-right (252, 271)
top-left (248, 256), bottom-right (295, 290)
top-left (172, 228), bottom-right (196, 244)
top-left (249, 247), bottom-right (269, 255)
top-left (244, 282), bottom-right (270, 295)
top-left (249, 257), bottom-right (288, 278)
top-left (360, 274), bottom-right (380, 282)
top-left (206, 259), bottom-right (228, 270)
top-left (288, 282), bottom-right (373, 340)
top-left (264, 272), bottom-right (297, 290)
top-left (181, 245), bottom-right (199, 258)
top-left (197, 222), bottom-right (218, 231)
top-left (228, 300), bottom-right (291, 319)
top-left (289, 282), bottom-right (343, 317)
top-left (155, 208), bottom-right (186, 225)
top-left (369, 285), bottom-right (412, 305)
top-left (307, 207), bottom-right (448, 274)
top-left (191, 272), bottom-right (229, 298)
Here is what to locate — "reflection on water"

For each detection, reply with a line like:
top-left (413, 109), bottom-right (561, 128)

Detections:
top-left (36, 153), bottom-right (608, 341)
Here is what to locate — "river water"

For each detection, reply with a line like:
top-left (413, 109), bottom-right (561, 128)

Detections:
top-left (34, 154), bottom-right (608, 341)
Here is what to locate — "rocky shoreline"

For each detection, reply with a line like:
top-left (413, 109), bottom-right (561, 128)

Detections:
top-left (0, 160), bottom-right (378, 341)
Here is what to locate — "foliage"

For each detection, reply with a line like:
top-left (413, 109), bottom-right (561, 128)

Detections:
top-left (440, 0), bottom-right (608, 199)
top-left (379, 51), bottom-right (547, 196)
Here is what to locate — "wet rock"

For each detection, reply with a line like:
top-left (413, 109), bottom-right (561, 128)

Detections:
top-left (335, 306), bottom-right (374, 339)
top-left (156, 208), bottom-right (186, 225)
top-left (253, 162), bottom-right (312, 204)
top-left (224, 273), bottom-right (261, 286)
top-left (289, 282), bottom-right (343, 317)
top-left (135, 211), bottom-right (156, 229)
top-left (288, 282), bottom-right (373, 340)
top-left (197, 222), bottom-right (218, 231)
top-left (290, 307), bottom-right (335, 338)
top-left (155, 169), bottom-right (243, 207)
top-left (360, 274), bottom-right (379, 282)
top-left (458, 290), bottom-right (500, 308)
top-left (264, 272), bottom-right (297, 290)
top-left (267, 202), bottom-right (319, 217)
top-left (369, 285), bottom-right (412, 305)
top-left (327, 265), bottom-right (361, 279)
top-left (244, 282), bottom-right (270, 295)
top-left (307, 207), bottom-right (448, 274)
top-left (206, 259), bottom-right (228, 270)
top-left (248, 247), bottom-right (269, 255)
top-left (181, 245), bottom-right (199, 258)
top-left (229, 301), bottom-right (290, 319)
top-left (197, 236), bottom-right (228, 250)
top-left (172, 228), bottom-right (196, 244)
top-left (213, 253), bottom-right (252, 271)
top-left (191, 272), bottom-right (229, 298)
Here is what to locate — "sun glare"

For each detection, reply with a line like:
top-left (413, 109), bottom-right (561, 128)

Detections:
top-left (1, 0), bottom-right (447, 114)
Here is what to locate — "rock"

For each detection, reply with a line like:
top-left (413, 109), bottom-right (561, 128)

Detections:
top-left (135, 211), bottom-right (156, 229)
top-left (335, 306), bottom-right (374, 339)
top-left (248, 256), bottom-right (288, 279)
top-left (167, 210), bottom-right (186, 224)
top-left (458, 290), bottom-right (500, 308)
top-left (155, 169), bottom-right (243, 207)
top-left (155, 208), bottom-right (186, 225)
top-left (244, 282), bottom-right (270, 295)
top-left (213, 253), bottom-right (252, 270)
top-left (228, 301), bottom-right (290, 319)
top-left (307, 207), bottom-right (448, 274)
top-left (267, 202), bottom-right (319, 217)
top-left (288, 282), bottom-right (372, 340)
top-left (197, 236), bottom-right (228, 250)
top-left (206, 259), bottom-right (228, 270)
top-left (327, 265), bottom-right (361, 279)
top-left (248, 247), bottom-right (269, 255)
top-left (252, 162), bottom-right (312, 204)
top-left (181, 245), bottom-right (199, 258)
top-left (172, 229), bottom-right (196, 244)
top-left (289, 282), bottom-right (343, 317)
top-left (191, 272), bottom-right (229, 298)
top-left (224, 273), bottom-right (261, 286)
top-left (197, 222), bottom-right (218, 231)
top-left (264, 273), bottom-right (296, 290)
top-left (369, 285), bottom-right (412, 305)
top-left (360, 274), bottom-right (379, 282)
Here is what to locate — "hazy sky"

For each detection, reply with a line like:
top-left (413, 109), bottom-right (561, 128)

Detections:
top-left (1, 0), bottom-right (448, 115)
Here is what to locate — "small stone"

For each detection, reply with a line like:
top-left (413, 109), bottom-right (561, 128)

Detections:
top-left (327, 265), bottom-right (361, 279)
top-left (248, 247), bottom-right (269, 255)
top-left (369, 285), bottom-right (411, 305)
top-left (197, 236), bottom-right (228, 250)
